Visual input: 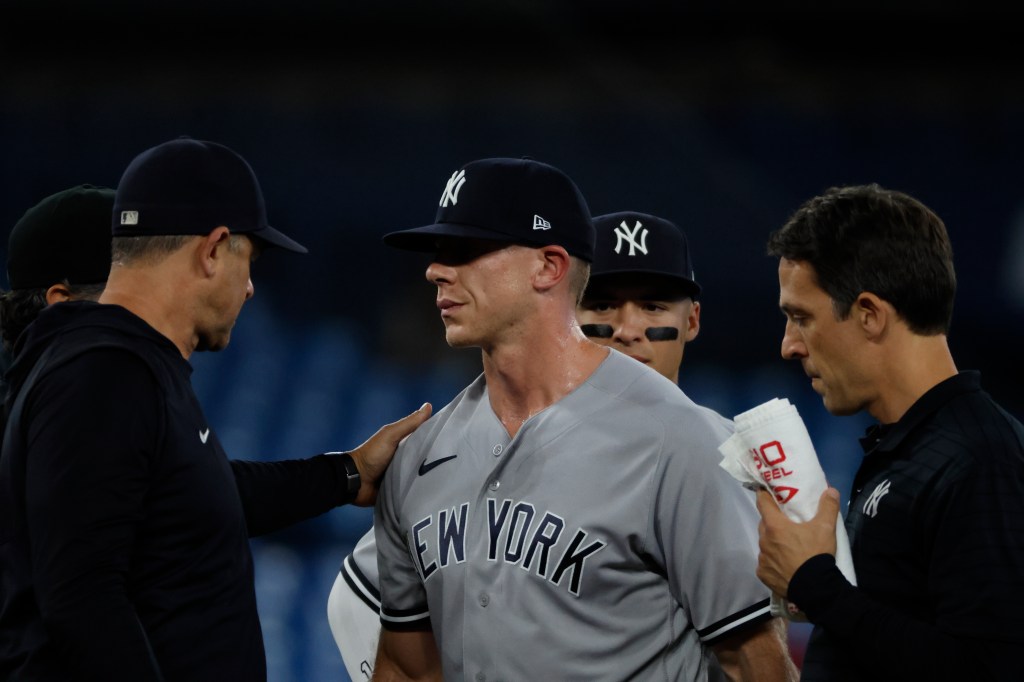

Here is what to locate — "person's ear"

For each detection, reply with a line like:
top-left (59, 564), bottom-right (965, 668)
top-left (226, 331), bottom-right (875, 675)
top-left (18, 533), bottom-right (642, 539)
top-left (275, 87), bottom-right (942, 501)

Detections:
top-left (854, 292), bottom-right (889, 340)
top-left (197, 226), bottom-right (232, 277)
top-left (44, 283), bottom-right (73, 305)
top-left (683, 300), bottom-right (701, 342)
top-left (534, 245), bottom-right (571, 292)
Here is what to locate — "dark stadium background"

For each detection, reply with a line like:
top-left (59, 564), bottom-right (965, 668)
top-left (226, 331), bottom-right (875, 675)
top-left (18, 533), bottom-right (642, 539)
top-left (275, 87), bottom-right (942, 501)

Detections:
top-left (3, 3), bottom-right (1022, 679)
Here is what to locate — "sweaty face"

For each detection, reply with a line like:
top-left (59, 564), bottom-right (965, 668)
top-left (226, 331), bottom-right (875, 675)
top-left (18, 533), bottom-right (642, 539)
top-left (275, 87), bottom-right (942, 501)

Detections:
top-left (577, 274), bottom-right (699, 383)
top-left (778, 258), bottom-right (872, 416)
top-left (196, 235), bottom-right (257, 352)
top-left (425, 238), bottom-right (534, 350)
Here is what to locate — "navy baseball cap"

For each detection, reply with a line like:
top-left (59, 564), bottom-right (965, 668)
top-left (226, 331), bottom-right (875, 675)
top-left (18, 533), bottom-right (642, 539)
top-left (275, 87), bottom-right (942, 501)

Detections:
top-left (589, 211), bottom-right (701, 298)
top-left (383, 157), bottom-right (595, 262)
top-left (7, 184), bottom-right (114, 290)
top-left (113, 137), bottom-right (307, 253)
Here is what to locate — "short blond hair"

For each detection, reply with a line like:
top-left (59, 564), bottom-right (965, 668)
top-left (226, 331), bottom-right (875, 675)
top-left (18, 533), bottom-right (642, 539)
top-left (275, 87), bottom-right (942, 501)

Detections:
top-left (568, 257), bottom-right (591, 305)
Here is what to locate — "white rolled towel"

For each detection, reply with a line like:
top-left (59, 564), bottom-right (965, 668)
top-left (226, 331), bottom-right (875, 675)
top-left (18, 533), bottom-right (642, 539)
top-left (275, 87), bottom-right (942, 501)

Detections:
top-left (718, 397), bottom-right (856, 621)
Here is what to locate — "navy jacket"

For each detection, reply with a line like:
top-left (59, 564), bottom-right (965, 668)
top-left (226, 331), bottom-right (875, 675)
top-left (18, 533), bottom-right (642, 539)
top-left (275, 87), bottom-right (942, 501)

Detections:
top-left (0, 301), bottom-right (356, 681)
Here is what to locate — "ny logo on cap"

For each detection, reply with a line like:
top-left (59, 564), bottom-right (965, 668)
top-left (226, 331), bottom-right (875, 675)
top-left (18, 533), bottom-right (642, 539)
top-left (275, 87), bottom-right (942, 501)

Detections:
top-left (614, 220), bottom-right (648, 256)
top-left (440, 170), bottom-right (467, 207)
top-left (120, 211), bottom-right (139, 226)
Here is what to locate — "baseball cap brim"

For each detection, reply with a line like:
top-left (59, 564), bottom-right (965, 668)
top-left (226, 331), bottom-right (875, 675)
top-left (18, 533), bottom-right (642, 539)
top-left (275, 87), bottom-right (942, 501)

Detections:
top-left (588, 269), bottom-right (702, 298)
top-left (383, 222), bottom-right (522, 252)
top-left (248, 224), bottom-right (308, 254)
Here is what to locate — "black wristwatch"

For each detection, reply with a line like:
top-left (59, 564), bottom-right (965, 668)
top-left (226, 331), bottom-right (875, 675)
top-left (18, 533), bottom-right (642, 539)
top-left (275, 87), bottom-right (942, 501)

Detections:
top-left (339, 452), bottom-right (361, 502)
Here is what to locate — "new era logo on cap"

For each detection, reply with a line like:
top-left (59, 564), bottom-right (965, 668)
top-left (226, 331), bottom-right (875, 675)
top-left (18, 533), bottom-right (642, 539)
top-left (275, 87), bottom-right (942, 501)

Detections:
top-left (383, 157), bottom-right (595, 261)
top-left (120, 211), bottom-right (139, 226)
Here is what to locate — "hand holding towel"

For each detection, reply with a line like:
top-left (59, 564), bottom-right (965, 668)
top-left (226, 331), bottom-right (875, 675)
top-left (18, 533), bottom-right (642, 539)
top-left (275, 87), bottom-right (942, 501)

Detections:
top-left (718, 398), bottom-right (856, 621)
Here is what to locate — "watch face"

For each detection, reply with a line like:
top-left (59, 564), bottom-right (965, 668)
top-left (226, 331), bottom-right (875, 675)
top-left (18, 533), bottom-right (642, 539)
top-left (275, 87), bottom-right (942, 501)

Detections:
top-left (344, 454), bottom-right (361, 496)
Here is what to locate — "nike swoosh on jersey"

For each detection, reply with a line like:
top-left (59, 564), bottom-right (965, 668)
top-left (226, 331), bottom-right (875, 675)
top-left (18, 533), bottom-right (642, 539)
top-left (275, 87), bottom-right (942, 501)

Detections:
top-left (418, 455), bottom-right (457, 476)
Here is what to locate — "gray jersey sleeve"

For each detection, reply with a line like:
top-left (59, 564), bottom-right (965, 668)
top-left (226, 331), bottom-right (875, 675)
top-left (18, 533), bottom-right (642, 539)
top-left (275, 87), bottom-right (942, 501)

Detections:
top-left (651, 405), bottom-right (769, 642)
top-left (374, 414), bottom-right (442, 632)
top-left (328, 528), bottom-right (382, 681)
top-left (343, 528), bottom-right (380, 608)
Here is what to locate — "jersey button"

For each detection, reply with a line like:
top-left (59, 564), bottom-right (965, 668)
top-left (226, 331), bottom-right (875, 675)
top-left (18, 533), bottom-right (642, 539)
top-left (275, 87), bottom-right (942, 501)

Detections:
top-left (488, 480), bottom-right (500, 491)
top-left (475, 673), bottom-right (486, 682)
top-left (492, 444), bottom-right (503, 456)
top-left (479, 592), bottom-right (490, 607)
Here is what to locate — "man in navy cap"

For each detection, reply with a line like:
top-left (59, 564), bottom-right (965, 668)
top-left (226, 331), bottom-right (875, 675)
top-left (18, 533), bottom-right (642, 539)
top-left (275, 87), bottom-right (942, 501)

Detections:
top-left (0, 137), bottom-right (431, 681)
top-left (577, 211), bottom-right (702, 385)
top-left (326, 209), bottom-right (748, 680)
top-left (370, 158), bottom-right (795, 681)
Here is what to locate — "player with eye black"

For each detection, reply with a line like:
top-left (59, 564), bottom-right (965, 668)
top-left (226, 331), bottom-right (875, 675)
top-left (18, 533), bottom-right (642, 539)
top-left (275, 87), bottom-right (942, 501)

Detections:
top-left (577, 210), bottom-right (702, 385)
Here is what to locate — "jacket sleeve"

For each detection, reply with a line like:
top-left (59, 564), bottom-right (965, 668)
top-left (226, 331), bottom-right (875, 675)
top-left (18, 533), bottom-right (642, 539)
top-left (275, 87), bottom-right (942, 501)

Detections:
top-left (231, 453), bottom-right (356, 537)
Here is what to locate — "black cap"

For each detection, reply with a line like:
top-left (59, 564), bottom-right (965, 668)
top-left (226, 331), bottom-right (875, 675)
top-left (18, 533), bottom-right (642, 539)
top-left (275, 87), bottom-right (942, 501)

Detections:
top-left (7, 184), bottom-right (115, 290)
top-left (383, 157), bottom-right (594, 261)
top-left (590, 211), bottom-right (701, 298)
top-left (113, 137), bottom-right (307, 253)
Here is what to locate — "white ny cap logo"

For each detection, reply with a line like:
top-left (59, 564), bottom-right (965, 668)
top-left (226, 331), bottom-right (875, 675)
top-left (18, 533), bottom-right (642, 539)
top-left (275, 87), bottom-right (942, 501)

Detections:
top-left (614, 220), bottom-right (649, 256)
top-left (439, 170), bottom-right (467, 207)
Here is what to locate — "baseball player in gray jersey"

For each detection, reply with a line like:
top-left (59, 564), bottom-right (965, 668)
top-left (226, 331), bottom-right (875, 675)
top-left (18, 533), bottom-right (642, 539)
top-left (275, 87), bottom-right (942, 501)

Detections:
top-left (326, 210), bottom-right (761, 680)
top-left (366, 157), bottom-right (795, 681)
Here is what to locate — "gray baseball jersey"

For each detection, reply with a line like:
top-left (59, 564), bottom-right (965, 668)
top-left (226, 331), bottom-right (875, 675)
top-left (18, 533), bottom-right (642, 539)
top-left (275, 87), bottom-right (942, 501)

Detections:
top-left (328, 529), bottom-right (382, 680)
top-left (375, 349), bottom-right (771, 681)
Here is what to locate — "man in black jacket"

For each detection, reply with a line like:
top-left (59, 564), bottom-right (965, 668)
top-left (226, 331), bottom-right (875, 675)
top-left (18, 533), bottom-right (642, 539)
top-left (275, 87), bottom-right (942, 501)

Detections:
top-left (0, 137), bottom-right (431, 681)
top-left (755, 183), bottom-right (1024, 681)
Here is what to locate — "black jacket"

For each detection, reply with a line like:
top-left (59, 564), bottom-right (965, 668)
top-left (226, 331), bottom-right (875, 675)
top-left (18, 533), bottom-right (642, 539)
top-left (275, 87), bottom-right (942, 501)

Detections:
top-left (791, 372), bottom-right (1024, 681)
top-left (0, 301), bottom-right (357, 681)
